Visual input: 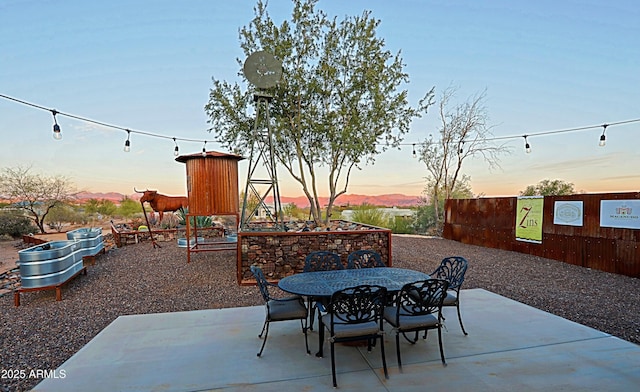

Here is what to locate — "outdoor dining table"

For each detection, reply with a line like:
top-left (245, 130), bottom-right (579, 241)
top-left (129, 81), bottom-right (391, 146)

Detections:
top-left (278, 267), bottom-right (430, 356)
top-left (278, 267), bottom-right (430, 298)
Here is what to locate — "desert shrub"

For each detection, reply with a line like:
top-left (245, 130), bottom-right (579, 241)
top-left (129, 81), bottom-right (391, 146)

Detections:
top-left (389, 216), bottom-right (415, 234)
top-left (129, 217), bottom-right (145, 230)
top-left (160, 213), bottom-right (179, 229)
top-left (84, 199), bottom-right (118, 216)
top-left (175, 210), bottom-right (213, 228)
top-left (192, 215), bottom-right (213, 228)
top-left (283, 203), bottom-right (307, 220)
top-left (413, 204), bottom-right (439, 235)
top-left (146, 212), bottom-right (158, 227)
top-left (350, 204), bottom-right (390, 228)
top-left (45, 203), bottom-right (85, 232)
top-left (0, 210), bottom-right (37, 238)
top-left (117, 197), bottom-right (143, 218)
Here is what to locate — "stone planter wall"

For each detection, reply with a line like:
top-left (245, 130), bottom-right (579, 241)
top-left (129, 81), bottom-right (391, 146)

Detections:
top-left (237, 220), bottom-right (392, 284)
top-left (110, 225), bottom-right (224, 248)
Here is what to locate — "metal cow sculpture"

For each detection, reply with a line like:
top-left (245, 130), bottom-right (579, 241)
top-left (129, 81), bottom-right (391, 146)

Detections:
top-left (134, 188), bottom-right (188, 221)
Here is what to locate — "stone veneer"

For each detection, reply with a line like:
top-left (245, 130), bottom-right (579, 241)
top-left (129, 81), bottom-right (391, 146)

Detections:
top-left (237, 220), bottom-right (392, 284)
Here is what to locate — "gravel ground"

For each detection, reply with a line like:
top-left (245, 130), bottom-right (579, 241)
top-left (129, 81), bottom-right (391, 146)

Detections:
top-left (1, 235), bottom-right (639, 391)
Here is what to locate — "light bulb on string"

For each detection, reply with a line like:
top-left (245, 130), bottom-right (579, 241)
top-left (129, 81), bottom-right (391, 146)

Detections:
top-left (1, 94), bottom-right (639, 164)
top-left (524, 135), bottom-right (531, 154)
top-left (124, 130), bottom-right (131, 152)
top-left (599, 124), bottom-right (608, 147)
top-left (51, 110), bottom-right (62, 140)
top-left (202, 141), bottom-right (207, 157)
top-left (412, 144), bottom-right (416, 158)
top-left (173, 138), bottom-right (180, 156)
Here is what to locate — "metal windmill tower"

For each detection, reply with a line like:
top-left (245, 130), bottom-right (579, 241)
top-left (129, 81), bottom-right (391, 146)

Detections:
top-left (240, 51), bottom-right (284, 231)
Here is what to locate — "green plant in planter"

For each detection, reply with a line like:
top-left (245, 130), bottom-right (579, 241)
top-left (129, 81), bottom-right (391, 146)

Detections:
top-left (130, 217), bottom-right (144, 230)
top-left (160, 213), bottom-right (179, 229)
top-left (175, 209), bottom-right (213, 228)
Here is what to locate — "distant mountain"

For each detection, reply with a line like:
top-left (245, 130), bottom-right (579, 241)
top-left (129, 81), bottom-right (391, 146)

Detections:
top-left (74, 191), bottom-right (421, 207)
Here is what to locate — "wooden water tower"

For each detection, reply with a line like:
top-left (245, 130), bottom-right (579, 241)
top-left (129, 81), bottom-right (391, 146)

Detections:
top-left (175, 151), bottom-right (244, 214)
top-left (175, 150), bottom-right (244, 261)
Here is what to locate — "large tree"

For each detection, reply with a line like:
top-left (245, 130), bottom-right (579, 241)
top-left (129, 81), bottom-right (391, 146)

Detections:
top-left (0, 166), bottom-right (75, 233)
top-left (419, 86), bottom-right (508, 229)
top-left (205, 0), bottom-right (434, 225)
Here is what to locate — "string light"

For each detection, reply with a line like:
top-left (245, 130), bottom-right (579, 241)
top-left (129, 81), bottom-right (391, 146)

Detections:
top-left (412, 143), bottom-right (416, 158)
top-left (524, 135), bottom-right (531, 153)
top-left (0, 94), bottom-right (639, 159)
top-left (173, 137), bottom-right (180, 156)
top-left (123, 130), bottom-right (131, 152)
top-left (0, 94), bottom-right (217, 154)
top-left (202, 141), bottom-right (207, 156)
top-left (599, 124), bottom-right (608, 147)
top-left (459, 140), bottom-right (464, 154)
top-left (51, 110), bottom-right (62, 140)
top-left (399, 119), bottom-right (639, 157)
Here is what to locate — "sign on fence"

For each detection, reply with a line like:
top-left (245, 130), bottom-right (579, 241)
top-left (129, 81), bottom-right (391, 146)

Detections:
top-left (516, 196), bottom-right (544, 243)
top-left (600, 200), bottom-right (640, 229)
top-left (553, 201), bottom-right (584, 226)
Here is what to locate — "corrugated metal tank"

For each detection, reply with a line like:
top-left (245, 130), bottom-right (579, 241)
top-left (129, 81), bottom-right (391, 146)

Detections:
top-left (175, 151), bottom-right (244, 215)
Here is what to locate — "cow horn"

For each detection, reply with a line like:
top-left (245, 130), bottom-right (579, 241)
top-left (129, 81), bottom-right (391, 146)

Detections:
top-left (134, 187), bottom-right (144, 193)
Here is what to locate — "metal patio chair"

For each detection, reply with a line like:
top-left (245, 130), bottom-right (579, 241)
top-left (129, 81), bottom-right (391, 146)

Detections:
top-left (384, 278), bottom-right (449, 370)
top-left (303, 251), bottom-right (344, 272)
top-left (303, 251), bottom-right (344, 330)
top-left (347, 249), bottom-right (386, 269)
top-left (250, 265), bottom-right (310, 357)
top-left (317, 284), bottom-right (389, 388)
top-left (430, 256), bottom-right (469, 335)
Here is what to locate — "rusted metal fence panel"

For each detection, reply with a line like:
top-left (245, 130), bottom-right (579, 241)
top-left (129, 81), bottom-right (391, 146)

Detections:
top-left (444, 192), bottom-right (640, 278)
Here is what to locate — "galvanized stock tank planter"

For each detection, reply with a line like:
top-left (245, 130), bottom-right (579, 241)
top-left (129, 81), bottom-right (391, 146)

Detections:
top-left (18, 240), bottom-right (84, 288)
top-left (67, 227), bottom-right (104, 259)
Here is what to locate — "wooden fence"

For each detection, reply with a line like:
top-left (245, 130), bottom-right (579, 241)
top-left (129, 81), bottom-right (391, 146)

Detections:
top-left (443, 192), bottom-right (640, 278)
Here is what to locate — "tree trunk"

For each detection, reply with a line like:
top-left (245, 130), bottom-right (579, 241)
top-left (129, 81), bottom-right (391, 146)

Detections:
top-left (36, 219), bottom-right (46, 234)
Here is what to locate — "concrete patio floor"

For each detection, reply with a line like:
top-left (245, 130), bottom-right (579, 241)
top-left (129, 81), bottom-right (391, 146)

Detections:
top-left (33, 289), bottom-right (640, 391)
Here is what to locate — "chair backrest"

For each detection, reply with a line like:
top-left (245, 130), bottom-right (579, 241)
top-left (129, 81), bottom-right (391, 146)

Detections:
top-left (250, 265), bottom-right (271, 302)
top-left (430, 256), bottom-right (468, 290)
top-left (396, 279), bottom-right (449, 317)
top-left (347, 250), bottom-right (385, 269)
top-left (304, 251), bottom-right (344, 272)
top-left (328, 285), bottom-right (387, 326)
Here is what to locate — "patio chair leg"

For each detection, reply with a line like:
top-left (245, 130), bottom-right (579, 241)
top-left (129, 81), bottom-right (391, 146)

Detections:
top-left (379, 334), bottom-right (389, 380)
top-left (395, 333), bottom-right (403, 371)
top-left (300, 319), bottom-right (310, 355)
top-left (257, 320), bottom-right (270, 357)
top-left (457, 303), bottom-right (468, 335)
top-left (401, 331), bottom-right (419, 344)
top-left (316, 317), bottom-right (325, 357)
top-left (330, 341), bottom-right (338, 388)
top-left (437, 326), bottom-right (447, 366)
top-left (308, 298), bottom-right (316, 330)
top-left (258, 319), bottom-right (268, 339)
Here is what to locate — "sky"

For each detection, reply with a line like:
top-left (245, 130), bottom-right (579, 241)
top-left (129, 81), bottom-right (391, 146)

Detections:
top-left (1, 0), bottom-right (639, 199)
